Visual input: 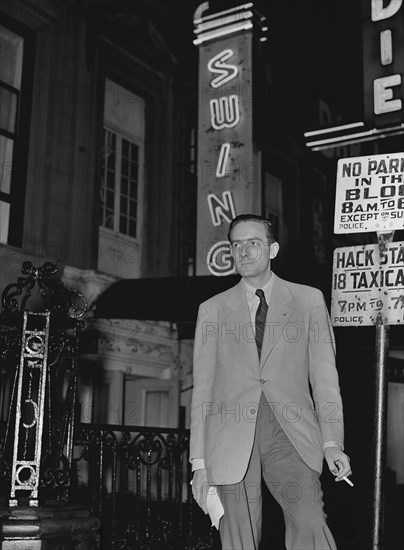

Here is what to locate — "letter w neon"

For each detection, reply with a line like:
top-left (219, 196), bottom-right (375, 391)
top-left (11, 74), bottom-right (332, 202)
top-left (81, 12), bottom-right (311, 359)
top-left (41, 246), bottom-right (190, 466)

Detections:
top-left (210, 95), bottom-right (240, 130)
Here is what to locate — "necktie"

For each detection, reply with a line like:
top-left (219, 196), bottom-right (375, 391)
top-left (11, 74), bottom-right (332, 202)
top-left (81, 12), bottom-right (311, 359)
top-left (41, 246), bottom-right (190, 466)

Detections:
top-left (255, 289), bottom-right (268, 359)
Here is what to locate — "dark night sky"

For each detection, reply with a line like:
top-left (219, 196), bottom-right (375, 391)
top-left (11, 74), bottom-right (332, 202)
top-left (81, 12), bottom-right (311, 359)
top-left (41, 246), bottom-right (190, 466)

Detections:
top-left (146, 0), bottom-right (364, 128)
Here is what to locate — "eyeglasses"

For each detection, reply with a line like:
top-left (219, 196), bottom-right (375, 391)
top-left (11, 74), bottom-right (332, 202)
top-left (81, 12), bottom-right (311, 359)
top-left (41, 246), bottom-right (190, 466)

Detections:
top-left (230, 239), bottom-right (269, 252)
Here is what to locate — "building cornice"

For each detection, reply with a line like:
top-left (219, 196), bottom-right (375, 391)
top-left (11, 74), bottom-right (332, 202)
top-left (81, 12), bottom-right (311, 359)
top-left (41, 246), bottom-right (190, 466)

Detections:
top-left (1, 0), bottom-right (62, 29)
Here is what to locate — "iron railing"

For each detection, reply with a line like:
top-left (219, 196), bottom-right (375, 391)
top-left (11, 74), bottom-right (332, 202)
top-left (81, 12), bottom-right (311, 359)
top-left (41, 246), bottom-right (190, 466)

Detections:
top-left (0, 421), bottom-right (218, 549)
top-left (0, 262), bottom-right (87, 507)
top-left (71, 423), bottom-right (217, 550)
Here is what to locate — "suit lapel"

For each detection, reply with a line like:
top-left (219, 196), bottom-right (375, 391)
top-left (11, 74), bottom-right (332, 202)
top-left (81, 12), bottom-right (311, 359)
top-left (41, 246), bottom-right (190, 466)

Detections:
top-left (226, 282), bottom-right (259, 365)
top-left (260, 274), bottom-right (295, 370)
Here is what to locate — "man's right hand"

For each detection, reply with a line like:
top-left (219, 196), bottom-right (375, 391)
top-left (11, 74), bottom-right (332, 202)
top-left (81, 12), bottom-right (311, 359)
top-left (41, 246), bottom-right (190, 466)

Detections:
top-left (191, 468), bottom-right (209, 514)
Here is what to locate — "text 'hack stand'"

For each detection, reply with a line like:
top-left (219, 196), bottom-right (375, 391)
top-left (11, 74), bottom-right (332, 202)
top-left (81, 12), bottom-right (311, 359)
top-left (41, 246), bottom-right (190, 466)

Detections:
top-left (0, 261), bottom-right (100, 549)
top-left (331, 152), bottom-right (404, 550)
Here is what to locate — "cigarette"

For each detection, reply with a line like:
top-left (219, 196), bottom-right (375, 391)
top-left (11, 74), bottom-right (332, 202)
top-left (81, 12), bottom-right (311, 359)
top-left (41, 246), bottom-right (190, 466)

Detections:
top-left (342, 476), bottom-right (354, 487)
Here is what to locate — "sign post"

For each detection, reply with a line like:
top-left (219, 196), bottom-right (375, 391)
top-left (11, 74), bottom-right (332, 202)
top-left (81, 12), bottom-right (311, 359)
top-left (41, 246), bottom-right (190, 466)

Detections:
top-left (332, 153), bottom-right (403, 550)
top-left (373, 230), bottom-right (394, 550)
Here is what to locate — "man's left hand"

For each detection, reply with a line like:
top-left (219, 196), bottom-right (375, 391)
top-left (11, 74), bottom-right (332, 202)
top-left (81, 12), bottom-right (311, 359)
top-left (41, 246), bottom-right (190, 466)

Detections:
top-left (324, 446), bottom-right (352, 482)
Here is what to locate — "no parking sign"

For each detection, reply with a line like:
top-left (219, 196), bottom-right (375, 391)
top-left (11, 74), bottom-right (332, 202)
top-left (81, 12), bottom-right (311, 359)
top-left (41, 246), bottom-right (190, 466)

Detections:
top-left (334, 153), bottom-right (404, 234)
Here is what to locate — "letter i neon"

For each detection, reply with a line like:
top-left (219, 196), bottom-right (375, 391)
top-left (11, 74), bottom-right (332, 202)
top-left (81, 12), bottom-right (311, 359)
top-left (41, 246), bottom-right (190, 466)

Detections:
top-left (216, 143), bottom-right (231, 177)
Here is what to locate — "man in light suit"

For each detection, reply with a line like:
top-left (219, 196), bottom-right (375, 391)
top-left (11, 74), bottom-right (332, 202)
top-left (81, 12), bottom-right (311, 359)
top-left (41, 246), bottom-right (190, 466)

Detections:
top-left (190, 214), bottom-right (351, 550)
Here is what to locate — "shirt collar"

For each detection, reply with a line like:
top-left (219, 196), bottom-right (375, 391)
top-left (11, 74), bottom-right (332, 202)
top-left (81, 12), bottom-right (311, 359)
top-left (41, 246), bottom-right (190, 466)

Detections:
top-left (242, 273), bottom-right (275, 306)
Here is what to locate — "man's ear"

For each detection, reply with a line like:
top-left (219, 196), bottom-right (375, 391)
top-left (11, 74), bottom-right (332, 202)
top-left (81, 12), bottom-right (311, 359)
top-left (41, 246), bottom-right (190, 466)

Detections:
top-left (269, 242), bottom-right (280, 259)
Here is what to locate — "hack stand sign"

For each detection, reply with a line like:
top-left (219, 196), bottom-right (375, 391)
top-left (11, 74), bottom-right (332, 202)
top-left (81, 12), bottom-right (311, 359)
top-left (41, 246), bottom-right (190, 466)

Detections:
top-left (331, 243), bottom-right (404, 326)
top-left (331, 152), bottom-right (404, 550)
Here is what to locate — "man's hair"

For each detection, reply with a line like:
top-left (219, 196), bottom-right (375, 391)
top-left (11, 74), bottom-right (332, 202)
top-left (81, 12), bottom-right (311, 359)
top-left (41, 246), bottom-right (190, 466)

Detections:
top-left (228, 214), bottom-right (276, 244)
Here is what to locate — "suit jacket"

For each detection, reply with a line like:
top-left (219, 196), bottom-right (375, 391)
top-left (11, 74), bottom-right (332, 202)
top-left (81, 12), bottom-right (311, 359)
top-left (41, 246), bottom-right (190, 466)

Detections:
top-left (190, 273), bottom-right (344, 485)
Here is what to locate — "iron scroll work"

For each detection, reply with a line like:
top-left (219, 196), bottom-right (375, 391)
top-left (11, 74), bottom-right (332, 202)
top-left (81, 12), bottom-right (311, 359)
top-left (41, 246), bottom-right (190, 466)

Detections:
top-left (0, 262), bottom-right (87, 507)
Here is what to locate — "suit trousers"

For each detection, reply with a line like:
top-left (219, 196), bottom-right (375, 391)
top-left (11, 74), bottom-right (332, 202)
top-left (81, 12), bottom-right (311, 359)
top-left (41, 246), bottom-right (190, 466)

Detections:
top-left (218, 392), bottom-right (337, 550)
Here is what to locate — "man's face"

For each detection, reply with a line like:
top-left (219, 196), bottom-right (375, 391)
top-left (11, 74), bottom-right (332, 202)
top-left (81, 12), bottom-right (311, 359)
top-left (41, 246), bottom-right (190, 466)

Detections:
top-left (230, 221), bottom-right (279, 279)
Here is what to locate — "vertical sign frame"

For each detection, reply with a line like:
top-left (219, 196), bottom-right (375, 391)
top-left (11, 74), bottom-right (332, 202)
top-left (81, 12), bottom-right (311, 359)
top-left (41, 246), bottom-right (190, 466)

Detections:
top-left (194, 4), bottom-right (266, 276)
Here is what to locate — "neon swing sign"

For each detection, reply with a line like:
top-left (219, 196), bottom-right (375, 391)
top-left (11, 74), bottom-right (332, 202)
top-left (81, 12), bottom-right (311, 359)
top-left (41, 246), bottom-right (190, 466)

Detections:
top-left (205, 48), bottom-right (240, 276)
